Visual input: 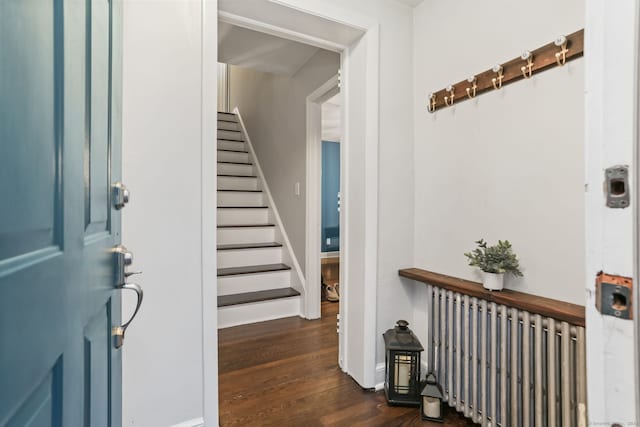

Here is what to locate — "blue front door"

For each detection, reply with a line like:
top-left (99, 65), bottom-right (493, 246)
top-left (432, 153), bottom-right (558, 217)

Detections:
top-left (1, 0), bottom-right (124, 425)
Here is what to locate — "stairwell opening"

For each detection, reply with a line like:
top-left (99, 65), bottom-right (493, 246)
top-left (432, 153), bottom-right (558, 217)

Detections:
top-left (215, 19), bottom-right (341, 327)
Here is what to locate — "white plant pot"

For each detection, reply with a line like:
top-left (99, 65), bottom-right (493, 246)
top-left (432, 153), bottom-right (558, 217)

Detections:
top-left (481, 271), bottom-right (505, 291)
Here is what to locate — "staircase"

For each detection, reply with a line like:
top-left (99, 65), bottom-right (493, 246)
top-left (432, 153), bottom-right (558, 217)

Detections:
top-left (217, 111), bottom-right (302, 328)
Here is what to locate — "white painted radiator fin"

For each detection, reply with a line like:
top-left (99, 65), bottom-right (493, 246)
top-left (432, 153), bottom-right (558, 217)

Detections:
top-left (426, 287), bottom-right (587, 426)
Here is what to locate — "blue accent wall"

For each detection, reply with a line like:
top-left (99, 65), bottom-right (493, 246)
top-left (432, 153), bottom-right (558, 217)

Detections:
top-left (321, 141), bottom-right (340, 252)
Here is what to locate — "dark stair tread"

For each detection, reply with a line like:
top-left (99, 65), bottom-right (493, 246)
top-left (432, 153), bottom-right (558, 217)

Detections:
top-left (218, 128), bottom-right (241, 133)
top-left (218, 119), bottom-right (238, 124)
top-left (217, 242), bottom-right (283, 251)
top-left (217, 149), bottom-right (247, 154)
top-left (218, 161), bottom-right (253, 165)
top-left (217, 189), bottom-right (262, 193)
top-left (217, 206), bottom-right (268, 209)
top-left (218, 138), bottom-right (246, 143)
top-left (217, 174), bottom-right (257, 178)
top-left (217, 223), bottom-right (275, 228)
top-left (218, 287), bottom-right (300, 307)
top-left (217, 263), bottom-right (291, 277)
top-left (217, 148), bottom-right (248, 153)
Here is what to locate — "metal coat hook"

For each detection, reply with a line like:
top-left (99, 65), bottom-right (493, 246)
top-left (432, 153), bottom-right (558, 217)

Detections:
top-left (428, 92), bottom-right (437, 113)
top-left (554, 35), bottom-right (568, 66)
top-left (521, 51), bottom-right (533, 79)
top-left (492, 65), bottom-right (503, 90)
top-left (444, 85), bottom-right (455, 106)
top-left (466, 76), bottom-right (477, 99)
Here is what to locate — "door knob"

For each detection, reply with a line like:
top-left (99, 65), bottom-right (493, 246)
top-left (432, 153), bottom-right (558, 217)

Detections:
top-left (112, 181), bottom-right (130, 209)
top-left (112, 282), bottom-right (144, 349)
top-left (111, 244), bottom-right (144, 348)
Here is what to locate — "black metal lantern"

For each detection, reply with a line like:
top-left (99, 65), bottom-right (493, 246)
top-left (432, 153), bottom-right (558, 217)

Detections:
top-left (421, 373), bottom-right (445, 422)
top-left (382, 320), bottom-right (424, 406)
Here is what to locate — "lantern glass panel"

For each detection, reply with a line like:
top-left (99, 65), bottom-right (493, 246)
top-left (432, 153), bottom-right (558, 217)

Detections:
top-left (422, 396), bottom-right (442, 419)
top-left (393, 352), bottom-right (417, 395)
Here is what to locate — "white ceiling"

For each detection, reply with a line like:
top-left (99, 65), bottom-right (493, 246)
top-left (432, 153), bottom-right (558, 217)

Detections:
top-left (219, 0), bottom-right (365, 50)
top-left (218, 21), bottom-right (321, 76)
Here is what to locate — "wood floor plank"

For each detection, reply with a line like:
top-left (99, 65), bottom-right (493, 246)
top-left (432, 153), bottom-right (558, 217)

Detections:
top-left (218, 302), bottom-right (475, 426)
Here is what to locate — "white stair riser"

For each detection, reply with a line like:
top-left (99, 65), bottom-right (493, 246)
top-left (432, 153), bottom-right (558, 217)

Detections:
top-left (218, 150), bottom-right (249, 163)
top-left (217, 270), bottom-right (290, 296)
top-left (218, 296), bottom-right (301, 329)
top-left (217, 227), bottom-right (275, 244)
top-left (217, 191), bottom-right (264, 206)
top-left (217, 176), bottom-right (257, 191)
top-left (217, 247), bottom-right (283, 268)
top-left (217, 140), bottom-right (246, 151)
top-left (218, 130), bottom-right (244, 141)
top-left (218, 121), bottom-right (240, 131)
top-left (217, 208), bottom-right (268, 225)
top-left (217, 112), bottom-right (237, 122)
top-left (218, 162), bottom-right (254, 176)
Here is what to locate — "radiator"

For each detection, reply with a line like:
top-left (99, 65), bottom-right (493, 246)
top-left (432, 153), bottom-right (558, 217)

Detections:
top-left (424, 285), bottom-right (587, 427)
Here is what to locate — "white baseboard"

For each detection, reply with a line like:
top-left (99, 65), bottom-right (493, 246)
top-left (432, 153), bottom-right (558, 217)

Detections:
top-left (170, 417), bottom-right (204, 427)
top-left (375, 362), bottom-right (385, 391)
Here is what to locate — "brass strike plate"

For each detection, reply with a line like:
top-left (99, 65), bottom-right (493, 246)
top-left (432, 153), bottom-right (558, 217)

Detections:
top-left (595, 272), bottom-right (633, 320)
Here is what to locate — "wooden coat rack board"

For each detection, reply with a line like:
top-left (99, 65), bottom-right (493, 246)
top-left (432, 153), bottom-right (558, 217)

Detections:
top-left (427, 28), bottom-right (584, 113)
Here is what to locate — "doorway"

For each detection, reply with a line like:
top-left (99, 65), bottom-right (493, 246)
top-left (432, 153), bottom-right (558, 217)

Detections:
top-left (207, 2), bottom-right (381, 422)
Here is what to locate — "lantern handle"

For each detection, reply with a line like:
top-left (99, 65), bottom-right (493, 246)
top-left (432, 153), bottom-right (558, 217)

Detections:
top-left (396, 319), bottom-right (409, 330)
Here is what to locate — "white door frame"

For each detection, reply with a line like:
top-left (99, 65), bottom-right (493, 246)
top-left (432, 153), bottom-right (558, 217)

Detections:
top-left (202, 0), bottom-right (219, 425)
top-left (584, 0), bottom-right (639, 424)
top-left (208, 6), bottom-right (380, 424)
top-left (305, 74), bottom-right (340, 321)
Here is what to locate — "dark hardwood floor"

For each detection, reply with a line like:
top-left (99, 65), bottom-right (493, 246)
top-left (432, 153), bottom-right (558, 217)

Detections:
top-left (218, 302), bottom-right (475, 426)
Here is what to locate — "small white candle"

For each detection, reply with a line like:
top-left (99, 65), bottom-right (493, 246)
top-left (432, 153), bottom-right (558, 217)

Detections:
top-left (423, 396), bottom-right (441, 418)
top-left (394, 355), bottom-right (411, 394)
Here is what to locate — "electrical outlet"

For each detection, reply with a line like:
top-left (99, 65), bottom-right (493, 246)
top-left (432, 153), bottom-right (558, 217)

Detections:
top-left (294, 182), bottom-right (300, 196)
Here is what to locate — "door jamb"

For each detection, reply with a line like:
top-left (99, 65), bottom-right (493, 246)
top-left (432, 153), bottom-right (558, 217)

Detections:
top-left (305, 74), bottom-right (340, 321)
top-left (202, 0), bottom-right (219, 424)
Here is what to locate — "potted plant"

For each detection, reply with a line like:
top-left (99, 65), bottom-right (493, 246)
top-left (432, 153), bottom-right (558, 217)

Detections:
top-left (464, 239), bottom-right (523, 291)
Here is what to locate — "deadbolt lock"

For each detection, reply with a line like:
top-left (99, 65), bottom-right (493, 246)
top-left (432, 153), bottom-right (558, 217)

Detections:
top-left (112, 182), bottom-right (130, 210)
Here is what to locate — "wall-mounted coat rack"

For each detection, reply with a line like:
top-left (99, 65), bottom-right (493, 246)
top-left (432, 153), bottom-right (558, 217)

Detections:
top-left (427, 29), bottom-right (584, 113)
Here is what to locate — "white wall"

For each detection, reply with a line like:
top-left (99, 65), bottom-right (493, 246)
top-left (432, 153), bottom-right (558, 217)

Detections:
top-left (412, 0), bottom-right (585, 306)
top-left (122, 1), bottom-right (207, 425)
top-left (321, 95), bottom-right (341, 142)
top-left (229, 49), bottom-right (340, 274)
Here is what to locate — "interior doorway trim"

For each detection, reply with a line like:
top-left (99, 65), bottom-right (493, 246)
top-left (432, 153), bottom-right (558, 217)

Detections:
top-left (305, 74), bottom-right (340, 320)
top-left (211, 7), bottom-right (380, 425)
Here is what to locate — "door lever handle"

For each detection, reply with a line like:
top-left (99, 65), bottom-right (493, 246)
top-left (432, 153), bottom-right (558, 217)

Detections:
top-left (112, 282), bottom-right (144, 349)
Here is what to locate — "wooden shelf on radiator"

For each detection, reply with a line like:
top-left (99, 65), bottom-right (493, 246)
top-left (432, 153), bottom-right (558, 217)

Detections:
top-left (399, 268), bottom-right (585, 327)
